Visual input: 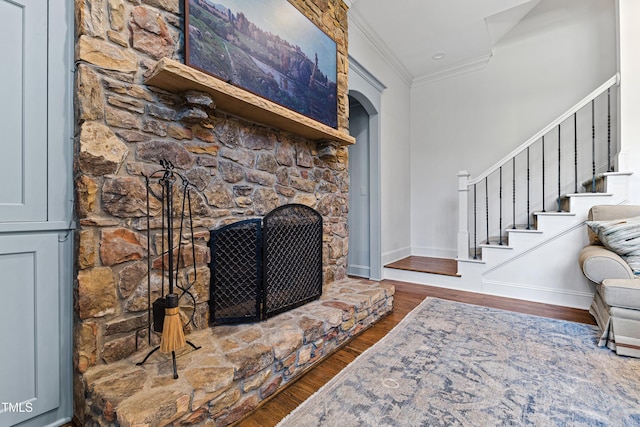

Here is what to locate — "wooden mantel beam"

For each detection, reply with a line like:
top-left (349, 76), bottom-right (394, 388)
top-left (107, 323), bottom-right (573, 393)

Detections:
top-left (145, 58), bottom-right (355, 146)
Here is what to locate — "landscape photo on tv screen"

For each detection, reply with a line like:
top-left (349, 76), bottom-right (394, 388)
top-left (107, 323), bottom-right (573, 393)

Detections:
top-left (186, 0), bottom-right (338, 129)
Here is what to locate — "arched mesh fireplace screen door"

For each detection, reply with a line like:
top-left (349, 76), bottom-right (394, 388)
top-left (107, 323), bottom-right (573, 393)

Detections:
top-left (209, 204), bottom-right (323, 325)
top-left (263, 204), bottom-right (323, 318)
top-left (209, 219), bottom-right (262, 324)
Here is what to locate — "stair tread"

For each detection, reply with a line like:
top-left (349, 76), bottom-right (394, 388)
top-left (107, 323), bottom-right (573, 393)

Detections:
top-left (480, 243), bottom-right (512, 249)
top-left (534, 211), bottom-right (575, 216)
top-left (459, 257), bottom-right (485, 265)
top-left (385, 256), bottom-right (460, 277)
top-left (565, 192), bottom-right (613, 197)
top-left (602, 171), bottom-right (633, 176)
top-left (580, 171), bottom-right (632, 187)
top-left (507, 228), bottom-right (543, 234)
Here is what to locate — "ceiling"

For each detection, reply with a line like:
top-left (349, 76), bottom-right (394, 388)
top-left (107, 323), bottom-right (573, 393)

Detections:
top-left (345, 0), bottom-right (542, 85)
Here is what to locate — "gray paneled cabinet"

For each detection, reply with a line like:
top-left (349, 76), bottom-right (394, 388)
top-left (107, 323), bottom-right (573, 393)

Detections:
top-left (0, 1), bottom-right (73, 426)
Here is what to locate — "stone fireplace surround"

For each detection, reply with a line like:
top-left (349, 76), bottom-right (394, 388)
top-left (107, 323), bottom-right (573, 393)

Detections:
top-left (73, 0), bottom-right (396, 425)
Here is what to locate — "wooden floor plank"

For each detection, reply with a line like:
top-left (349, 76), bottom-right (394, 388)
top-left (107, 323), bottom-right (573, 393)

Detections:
top-left (385, 256), bottom-right (460, 276)
top-left (236, 279), bottom-right (596, 426)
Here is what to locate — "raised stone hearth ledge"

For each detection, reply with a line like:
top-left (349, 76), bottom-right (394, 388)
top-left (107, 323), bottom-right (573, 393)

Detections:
top-left (145, 58), bottom-right (355, 146)
top-left (81, 278), bottom-right (394, 426)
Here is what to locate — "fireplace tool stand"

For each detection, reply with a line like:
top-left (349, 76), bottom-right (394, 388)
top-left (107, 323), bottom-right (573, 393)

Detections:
top-left (137, 160), bottom-right (200, 379)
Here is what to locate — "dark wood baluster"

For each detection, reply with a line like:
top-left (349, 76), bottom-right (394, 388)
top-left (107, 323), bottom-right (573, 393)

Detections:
top-left (473, 183), bottom-right (478, 259)
top-left (512, 157), bottom-right (516, 230)
top-left (557, 125), bottom-right (562, 212)
top-left (526, 146), bottom-right (530, 230)
top-left (574, 113), bottom-right (578, 193)
top-left (499, 166), bottom-right (503, 245)
top-left (485, 176), bottom-right (490, 245)
top-left (542, 136), bottom-right (546, 212)
top-left (591, 99), bottom-right (596, 193)
top-left (607, 88), bottom-right (612, 172)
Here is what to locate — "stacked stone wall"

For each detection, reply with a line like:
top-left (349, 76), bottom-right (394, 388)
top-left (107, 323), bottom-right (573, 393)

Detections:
top-left (73, 0), bottom-right (351, 422)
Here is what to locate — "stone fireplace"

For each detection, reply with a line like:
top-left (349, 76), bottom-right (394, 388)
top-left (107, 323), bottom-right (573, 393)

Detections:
top-left (73, 0), bottom-right (394, 425)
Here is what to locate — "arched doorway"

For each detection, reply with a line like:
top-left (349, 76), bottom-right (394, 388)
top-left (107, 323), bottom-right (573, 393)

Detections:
top-left (347, 97), bottom-right (370, 278)
top-left (347, 57), bottom-right (385, 280)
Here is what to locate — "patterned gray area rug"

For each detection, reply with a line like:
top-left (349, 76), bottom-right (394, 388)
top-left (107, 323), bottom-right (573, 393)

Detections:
top-left (277, 297), bottom-right (640, 427)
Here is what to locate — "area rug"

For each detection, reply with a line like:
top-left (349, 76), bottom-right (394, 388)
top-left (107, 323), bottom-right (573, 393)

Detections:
top-left (277, 298), bottom-right (640, 426)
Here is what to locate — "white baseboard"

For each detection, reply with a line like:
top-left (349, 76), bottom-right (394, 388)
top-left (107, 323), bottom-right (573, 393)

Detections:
top-left (382, 268), bottom-right (594, 310)
top-left (411, 246), bottom-right (457, 259)
top-left (347, 264), bottom-right (371, 278)
top-left (382, 246), bottom-right (411, 266)
top-left (481, 279), bottom-right (594, 310)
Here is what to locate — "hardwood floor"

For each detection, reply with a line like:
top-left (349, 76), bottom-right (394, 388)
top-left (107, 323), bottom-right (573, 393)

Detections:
top-left (385, 256), bottom-right (460, 277)
top-left (237, 279), bottom-right (596, 426)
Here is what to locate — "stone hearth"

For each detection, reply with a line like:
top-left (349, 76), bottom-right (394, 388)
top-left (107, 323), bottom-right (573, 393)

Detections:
top-left (81, 278), bottom-right (394, 426)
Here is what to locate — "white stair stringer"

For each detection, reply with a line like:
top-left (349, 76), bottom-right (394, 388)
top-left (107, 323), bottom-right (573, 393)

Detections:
top-left (481, 221), bottom-right (595, 309)
top-left (384, 172), bottom-right (632, 309)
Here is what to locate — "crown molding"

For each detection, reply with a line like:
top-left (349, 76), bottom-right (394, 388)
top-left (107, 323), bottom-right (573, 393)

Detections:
top-left (349, 55), bottom-right (387, 93)
top-left (348, 10), bottom-right (413, 87)
top-left (412, 53), bottom-right (493, 88)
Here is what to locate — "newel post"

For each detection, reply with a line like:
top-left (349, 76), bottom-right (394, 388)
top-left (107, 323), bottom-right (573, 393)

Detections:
top-left (457, 171), bottom-right (471, 260)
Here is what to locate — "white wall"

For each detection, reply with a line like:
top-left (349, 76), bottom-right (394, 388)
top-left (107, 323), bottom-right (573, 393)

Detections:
top-left (348, 18), bottom-right (413, 265)
top-left (617, 0), bottom-right (640, 204)
top-left (410, 0), bottom-right (617, 258)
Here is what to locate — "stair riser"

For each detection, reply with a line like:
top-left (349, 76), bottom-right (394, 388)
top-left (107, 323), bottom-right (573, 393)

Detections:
top-left (534, 215), bottom-right (581, 234)
top-left (478, 246), bottom-right (513, 264)
top-left (504, 231), bottom-right (544, 249)
top-left (582, 177), bottom-right (606, 193)
top-left (383, 266), bottom-right (483, 293)
top-left (603, 174), bottom-right (630, 201)
top-left (568, 194), bottom-right (615, 214)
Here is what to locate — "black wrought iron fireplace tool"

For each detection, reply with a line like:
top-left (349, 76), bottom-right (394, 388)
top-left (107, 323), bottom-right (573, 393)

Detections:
top-left (137, 160), bottom-right (200, 379)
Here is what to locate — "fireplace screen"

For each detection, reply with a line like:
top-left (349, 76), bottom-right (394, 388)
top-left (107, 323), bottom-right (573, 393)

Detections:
top-left (209, 204), bottom-right (323, 325)
top-left (209, 219), bottom-right (262, 324)
top-left (263, 204), bottom-right (323, 317)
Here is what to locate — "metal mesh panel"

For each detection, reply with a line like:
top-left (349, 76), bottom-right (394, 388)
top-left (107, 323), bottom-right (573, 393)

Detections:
top-left (263, 204), bottom-right (323, 318)
top-left (209, 219), bottom-right (262, 324)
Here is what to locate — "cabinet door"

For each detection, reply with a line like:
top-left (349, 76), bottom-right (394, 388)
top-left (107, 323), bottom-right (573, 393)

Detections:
top-left (0, 233), bottom-right (59, 426)
top-left (0, 0), bottom-right (48, 222)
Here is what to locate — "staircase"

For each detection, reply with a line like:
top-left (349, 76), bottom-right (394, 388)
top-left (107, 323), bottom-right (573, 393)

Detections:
top-left (385, 75), bottom-right (627, 310)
